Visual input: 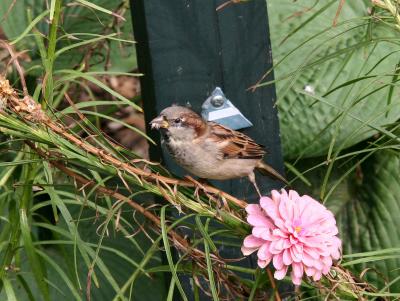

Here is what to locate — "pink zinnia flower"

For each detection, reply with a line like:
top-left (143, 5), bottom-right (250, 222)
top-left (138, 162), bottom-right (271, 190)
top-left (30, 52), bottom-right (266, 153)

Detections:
top-left (241, 189), bottom-right (341, 285)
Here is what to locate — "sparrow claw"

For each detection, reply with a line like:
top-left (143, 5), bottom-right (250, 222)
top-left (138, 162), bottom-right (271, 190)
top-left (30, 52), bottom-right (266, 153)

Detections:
top-left (217, 197), bottom-right (224, 209)
top-left (185, 175), bottom-right (205, 200)
top-left (175, 203), bottom-right (182, 214)
top-left (185, 175), bottom-right (226, 209)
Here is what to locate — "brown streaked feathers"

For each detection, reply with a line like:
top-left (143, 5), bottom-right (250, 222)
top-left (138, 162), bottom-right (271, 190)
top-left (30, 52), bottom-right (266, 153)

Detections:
top-left (207, 122), bottom-right (266, 160)
top-left (150, 105), bottom-right (287, 196)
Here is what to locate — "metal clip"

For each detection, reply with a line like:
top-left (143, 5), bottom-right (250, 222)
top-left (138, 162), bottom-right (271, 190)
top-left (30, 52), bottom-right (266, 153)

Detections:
top-left (201, 87), bottom-right (253, 130)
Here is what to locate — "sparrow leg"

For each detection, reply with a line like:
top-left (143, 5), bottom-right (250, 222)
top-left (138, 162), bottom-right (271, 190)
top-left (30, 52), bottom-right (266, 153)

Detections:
top-left (248, 172), bottom-right (262, 197)
top-left (185, 176), bottom-right (225, 208)
top-left (197, 178), bottom-right (212, 186)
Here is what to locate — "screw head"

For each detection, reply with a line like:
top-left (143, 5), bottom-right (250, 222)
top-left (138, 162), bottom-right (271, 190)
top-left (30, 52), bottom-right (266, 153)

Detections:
top-left (210, 95), bottom-right (224, 107)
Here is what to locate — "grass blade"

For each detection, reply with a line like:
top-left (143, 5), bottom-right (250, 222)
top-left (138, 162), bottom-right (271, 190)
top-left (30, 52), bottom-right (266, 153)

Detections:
top-left (74, 0), bottom-right (125, 20)
top-left (20, 209), bottom-right (50, 301)
top-left (10, 10), bottom-right (49, 45)
top-left (3, 277), bottom-right (17, 301)
top-left (204, 238), bottom-right (219, 301)
top-left (160, 206), bottom-right (188, 301)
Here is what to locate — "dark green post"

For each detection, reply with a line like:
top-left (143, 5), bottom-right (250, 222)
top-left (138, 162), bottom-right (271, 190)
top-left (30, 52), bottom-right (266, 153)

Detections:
top-left (131, 0), bottom-right (285, 299)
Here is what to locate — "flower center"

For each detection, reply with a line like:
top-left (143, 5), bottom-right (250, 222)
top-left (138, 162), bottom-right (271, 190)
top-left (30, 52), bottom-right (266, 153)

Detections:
top-left (294, 226), bottom-right (302, 233)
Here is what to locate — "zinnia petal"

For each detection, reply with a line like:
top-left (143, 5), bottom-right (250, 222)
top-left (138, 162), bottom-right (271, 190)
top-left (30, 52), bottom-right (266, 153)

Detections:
top-left (272, 229), bottom-right (288, 238)
top-left (322, 256), bottom-right (332, 267)
top-left (272, 253), bottom-right (284, 270)
top-left (279, 196), bottom-right (294, 221)
top-left (257, 243), bottom-right (272, 261)
top-left (245, 204), bottom-right (262, 215)
top-left (258, 259), bottom-right (269, 268)
top-left (282, 249), bottom-right (292, 265)
top-left (290, 246), bottom-right (303, 262)
top-left (252, 227), bottom-right (271, 240)
top-left (247, 214), bottom-right (274, 228)
top-left (291, 274), bottom-right (302, 286)
top-left (322, 264), bottom-right (331, 275)
top-left (288, 190), bottom-right (300, 201)
top-left (313, 271), bottom-right (322, 281)
top-left (292, 262), bottom-right (304, 278)
top-left (313, 258), bottom-right (324, 270)
top-left (241, 246), bottom-right (257, 256)
top-left (270, 190), bottom-right (281, 203)
top-left (243, 235), bottom-right (264, 248)
top-left (305, 266), bottom-right (316, 277)
top-left (274, 266), bottom-right (288, 280)
top-left (302, 252), bottom-right (315, 267)
top-left (260, 197), bottom-right (285, 228)
top-left (304, 247), bottom-right (320, 259)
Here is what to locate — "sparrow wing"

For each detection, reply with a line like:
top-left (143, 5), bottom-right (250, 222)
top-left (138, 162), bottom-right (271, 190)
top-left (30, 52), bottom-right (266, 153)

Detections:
top-left (207, 122), bottom-right (266, 160)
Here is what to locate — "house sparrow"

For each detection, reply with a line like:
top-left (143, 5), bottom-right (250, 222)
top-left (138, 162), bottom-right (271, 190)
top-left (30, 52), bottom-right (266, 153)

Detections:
top-left (150, 105), bottom-right (287, 196)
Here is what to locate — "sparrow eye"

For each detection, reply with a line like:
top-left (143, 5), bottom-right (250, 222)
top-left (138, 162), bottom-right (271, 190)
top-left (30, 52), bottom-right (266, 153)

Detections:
top-left (174, 118), bottom-right (182, 124)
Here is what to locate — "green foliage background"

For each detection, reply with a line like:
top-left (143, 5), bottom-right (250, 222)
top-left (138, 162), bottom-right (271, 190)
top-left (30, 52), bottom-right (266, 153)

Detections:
top-left (269, 0), bottom-right (400, 291)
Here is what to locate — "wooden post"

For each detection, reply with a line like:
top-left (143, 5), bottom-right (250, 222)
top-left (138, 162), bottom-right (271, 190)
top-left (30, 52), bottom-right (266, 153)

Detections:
top-left (131, 0), bottom-right (285, 298)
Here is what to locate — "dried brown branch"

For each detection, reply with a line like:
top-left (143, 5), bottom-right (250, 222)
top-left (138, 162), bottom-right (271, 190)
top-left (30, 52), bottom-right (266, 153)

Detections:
top-left (25, 140), bottom-right (194, 252)
top-left (333, 0), bottom-right (346, 27)
top-left (266, 268), bottom-right (282, 301)
top-left (216, 0), bottom-right (242, 11)
top-left (0, 40), bottom-right (28, 96)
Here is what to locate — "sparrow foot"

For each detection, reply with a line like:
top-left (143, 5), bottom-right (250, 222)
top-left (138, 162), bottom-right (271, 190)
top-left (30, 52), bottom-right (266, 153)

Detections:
top-left (185, 176), bottom-right (227, 209)
top-left (248, 172), bottom-right (262, 198)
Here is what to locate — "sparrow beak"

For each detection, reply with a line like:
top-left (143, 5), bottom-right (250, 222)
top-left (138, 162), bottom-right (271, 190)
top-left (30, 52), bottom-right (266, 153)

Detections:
top-left (150, 116), bottom-right (169, 130)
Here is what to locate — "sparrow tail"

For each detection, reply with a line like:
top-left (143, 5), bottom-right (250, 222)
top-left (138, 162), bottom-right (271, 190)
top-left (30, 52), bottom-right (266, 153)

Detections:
top-left (256, 161), bottom-right (289, 186)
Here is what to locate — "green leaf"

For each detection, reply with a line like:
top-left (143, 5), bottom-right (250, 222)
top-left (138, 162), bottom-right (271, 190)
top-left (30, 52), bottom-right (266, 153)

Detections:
top-left (74, 0), bottom-right (125, 20)
top-left (35, 250), bottom-right (82, 301)
top-left (204, 238), bottom-right (219, 301)
top-left (195, 216), bottom-right (218, 253)
top-left (56, 70), bottom-right (142, 111)
top-left (339, 150), bottom-right (400, 290)
top-left (2, 277), bottom-right (17, 301)
top-left (268, 0), bottom-right (400, 159)
top-left (20, 209), bottom-right (50, 301)
top-left (160, 206), bottom-right (188, 301)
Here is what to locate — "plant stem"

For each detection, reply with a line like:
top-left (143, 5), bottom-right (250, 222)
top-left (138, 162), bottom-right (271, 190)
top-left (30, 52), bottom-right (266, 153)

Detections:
top-left (44, 0), bottom-right (62, 108)
top-left (0, 147), bottom-right (35, 293)
top-left (0, 197), bottom-right (19, 292)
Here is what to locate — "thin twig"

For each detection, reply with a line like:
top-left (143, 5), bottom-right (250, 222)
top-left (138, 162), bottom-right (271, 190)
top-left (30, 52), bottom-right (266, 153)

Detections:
top-left (0, 0), bottom-right (17, 25)
top-left (216, 0), bottom-right (240, 11)
top-left (332, 0), bottom-right (346, 27)
top-left (266, 268), bottom-right (282, 301)
top-left (25, 140), bottom-right (195, 253)
top-left (0, 40), bottom-right (28, 96)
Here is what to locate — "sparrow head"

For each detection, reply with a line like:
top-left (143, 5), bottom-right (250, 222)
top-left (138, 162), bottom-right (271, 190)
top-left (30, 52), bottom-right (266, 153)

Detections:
top-left (150, 106), bottom-right (207, 140)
